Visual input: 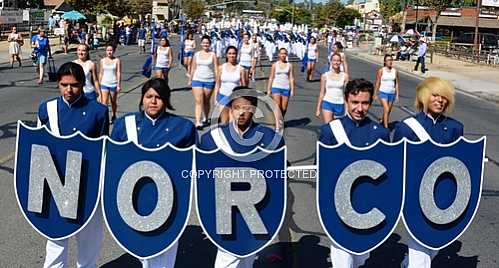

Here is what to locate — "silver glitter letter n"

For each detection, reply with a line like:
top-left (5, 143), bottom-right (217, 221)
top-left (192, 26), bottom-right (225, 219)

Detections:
top-left (334, 160), bottom-right (387, 230)
top-left (117, 161), bottom-right (174, 232)
top-left (27, 144), bottom-right (82, 219)
top-left (214, 167), bottom-right (268, 235)
top-left (419, 156), bottom-right (471, 225)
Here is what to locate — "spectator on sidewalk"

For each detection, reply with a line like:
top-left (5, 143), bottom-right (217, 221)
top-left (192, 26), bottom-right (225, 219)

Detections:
top-left (137, 25), bottom-right (147, 54)
top-left (34, 28), bottom-right (52, 85)
top-left (8, 26), bottom-right (23, 68)
top-left (48, 15), bottom-right (56, 34)
top-left (414, 38), bottom-right (427, 74)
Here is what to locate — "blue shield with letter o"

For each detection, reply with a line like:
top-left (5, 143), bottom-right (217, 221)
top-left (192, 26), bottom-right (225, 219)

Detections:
top-left (403, 137), bottom-right (486, 250)
top-left (196, 147), bottom-right (287, 258)
top-left (102, 141), bottom-right (193, 259)
top-left (14, 121), bottom-right (104, 240)
top-left (317, 140), bottom-right (405, 255)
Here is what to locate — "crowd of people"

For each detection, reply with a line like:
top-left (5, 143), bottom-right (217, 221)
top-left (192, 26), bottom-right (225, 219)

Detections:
top-left (25, 16), bottom-right (465, 268)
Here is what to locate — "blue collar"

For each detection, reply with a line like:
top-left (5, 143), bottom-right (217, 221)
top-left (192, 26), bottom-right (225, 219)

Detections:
top-left (60, 94), bottom-right (84, 108)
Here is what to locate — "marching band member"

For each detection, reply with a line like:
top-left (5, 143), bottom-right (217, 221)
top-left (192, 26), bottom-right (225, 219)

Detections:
top-left (239, 33), bottom-right (253, 85)
top-left (110, 78), bottom-right (197, 268)
top-left (99, 44), bottom-right (121, 123)
top-left (306, 37), bottom-right (319, 81)
top-left (190, 35), bottom-right (220, 130)
top-left (316, 53), bottom-right (349, 123)
top-left (199, 86), bottom-right (284, 268)
top-left (374, 54), bottom-right (400, 129)
top-left (319, 78), bottom-right (389, 268)
top-left (267, 48), bottom-right (295, 129)
top-left (153, 37), bottom-right (173, 82)
top-left (332, 42), bottom-right (349, 75)
top-left (250, 34), bottom-right (261, 82)
top-left (73, 44), bottom-right (101, 102)
top-left (38, 62), bottom-right (109, 268)
top-left (214, 46), bottom-right (245, 123)
top-left (393, 77), bottom-right (462, 268)
top-left (183, 32), bottom-right (196, 76)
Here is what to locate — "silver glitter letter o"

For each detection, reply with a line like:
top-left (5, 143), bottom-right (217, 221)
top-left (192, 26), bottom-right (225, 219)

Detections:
top-left (334, 160), bottom-right (387, 230)
top-left (27, 145), bottom-right (82, 219)
top-left (419, 157), bottom-right (471, 225)
top-left (117, 161), bottom-right (174, 232)
top-left (215, 167), bottom-right (268, 235)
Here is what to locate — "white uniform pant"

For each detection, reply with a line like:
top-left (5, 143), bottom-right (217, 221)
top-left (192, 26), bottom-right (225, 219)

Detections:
top-left (43, 210), bottom-right (103, 268)
top-left (406, 237), bottom-right (438, 268)
top-left (140, 241), bottom-right (179, 268)
top-left (214, 250), bottom-right (256, 268)
top-left (330, 244), bottom-right (369, 268)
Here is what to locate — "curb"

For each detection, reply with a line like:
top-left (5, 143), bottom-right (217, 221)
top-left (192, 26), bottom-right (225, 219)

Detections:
top-left (347, 50), bottom-right (499, 105)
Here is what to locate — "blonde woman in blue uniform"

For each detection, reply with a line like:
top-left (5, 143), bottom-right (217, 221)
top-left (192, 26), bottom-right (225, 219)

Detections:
top-left (394, 77), bottom-right (462, 268)
top-left (374, 54), bottom-right (400, 128)
top-left (316, 53), bottom-right (349, 123)
top-left (111, 78), bottom-right (197, 268)
top-left (38, 62), bottom-right (109, 268)
top-left (319, 79), bottom-right (389, 268)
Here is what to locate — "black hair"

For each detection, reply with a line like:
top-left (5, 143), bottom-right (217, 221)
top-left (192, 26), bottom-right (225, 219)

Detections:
top-left (228, 86), bottom-right (258, 108)
top-left (334, 41), bottom-right (344, 50)
top-left (139, 78), bottom-right (174, 111)
top-left (225, 45), bottom-right (238, 55)
top-left (160, 37), bottom-right (170, 47)
top-left (383, 54), bottom-right (393, 67)
top-left (57, 62), bottom-right (85, 85)
top-left (201, 35), bottom-right (212, 44)
top-left (344, 78), bottom-right (374, 104)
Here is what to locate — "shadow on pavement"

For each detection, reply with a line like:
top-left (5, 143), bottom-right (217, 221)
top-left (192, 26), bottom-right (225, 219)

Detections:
top-left (361, 233), bottom-right (406, 268)
top-left (285, 117), bottom-right (311, 128)
top-left (100, 253), bottom-right (141, 268)
top-left (254, 235), bottom-right (330, 268)
top-left (433, 241), bottom-right (479, 268)
top-left (175, 225), bottom-right (218, 267)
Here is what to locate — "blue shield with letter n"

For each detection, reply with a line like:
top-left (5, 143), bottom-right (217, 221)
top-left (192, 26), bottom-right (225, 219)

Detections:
top-left (102, 141), bottom-right (193, 259)
top-left (403, 137), bottom-right (486, 250)
top-left (14, 121), bottom-right (104, 240)
top-left (317, 141), bottom-right (405, 255)
top-left (196, 147), bottom-right (287, 257)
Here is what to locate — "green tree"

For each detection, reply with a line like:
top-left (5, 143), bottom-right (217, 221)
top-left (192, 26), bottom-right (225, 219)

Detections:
top-left (379, 0), bottom-right (402, 23)
top-left (419, 0), bottom-right (455, 41)
top-left (183, 0), bottom-right (205, 20)
top-left (336, 8), bottom-right (361, 28)
top-left (19, 0), bottom-right (44, 8)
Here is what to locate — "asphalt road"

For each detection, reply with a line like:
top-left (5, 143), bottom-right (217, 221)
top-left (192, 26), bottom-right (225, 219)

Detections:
top-left (0, 37), bottom-right (497, 268)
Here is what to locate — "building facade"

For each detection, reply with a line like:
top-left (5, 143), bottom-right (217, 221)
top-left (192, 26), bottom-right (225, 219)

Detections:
top-left (0, 0), bottom-right (17, 9)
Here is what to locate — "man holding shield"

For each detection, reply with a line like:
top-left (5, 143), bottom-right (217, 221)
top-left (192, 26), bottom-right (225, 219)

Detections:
top-left (319, 78), bottom-right (389, 267)
top-left (37, 62), bottom-right (109, 267)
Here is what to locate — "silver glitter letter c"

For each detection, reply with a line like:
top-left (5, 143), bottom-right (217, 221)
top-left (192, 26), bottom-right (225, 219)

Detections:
top-left (117, 161), bottom-right (174, 232)
top-left (27, 144), bottom-right (82, 219)
top-left (215, 167), bottom-right (268, 235)
top-left (334, 160), bottom-right (387, 230)
top-left (419, 157), bottom-right (471, 225)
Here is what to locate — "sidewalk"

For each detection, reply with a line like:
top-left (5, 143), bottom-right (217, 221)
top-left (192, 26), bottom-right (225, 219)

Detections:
top-left (349, 43), bottom-right (499, 104)
top-left (0, 36), bottom-right (69, 64)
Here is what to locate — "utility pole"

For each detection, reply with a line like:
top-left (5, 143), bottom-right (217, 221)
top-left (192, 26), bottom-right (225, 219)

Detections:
top-left (474, 0), bottom-right (481, 63)
top-left (415, 0), bottom-right (419, 33)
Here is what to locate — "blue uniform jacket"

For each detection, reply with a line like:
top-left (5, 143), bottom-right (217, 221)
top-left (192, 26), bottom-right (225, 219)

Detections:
top-left (110, 111), bottom-right (197, 148)
top-left (393, 112), bottom-right (464, 143)
top-left (319, 116), bottom-right (390, 147)
top-left (38, 95), bottom-right (109, 137)
top-left (199, 122), bottom-right (285, 153)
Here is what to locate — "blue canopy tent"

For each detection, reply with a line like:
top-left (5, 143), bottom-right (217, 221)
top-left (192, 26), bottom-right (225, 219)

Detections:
top-left (62, 11), bottom-right (86, 21)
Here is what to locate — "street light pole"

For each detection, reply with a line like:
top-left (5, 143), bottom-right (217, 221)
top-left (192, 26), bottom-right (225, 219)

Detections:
top-left (415, 0), bottom-right (419, 33)
top-left (474, 0), bottom-right (481, 63)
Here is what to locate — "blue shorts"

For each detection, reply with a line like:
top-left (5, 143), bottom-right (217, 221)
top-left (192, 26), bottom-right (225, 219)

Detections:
top-left (153, 66), bottom-right (170, 72)
top-left (184, 51), bottom-right (194, 57)
top-left (85, 91), bottom-right (97, 101)
top-left (37, 54), bottom-right (47, 65)
top-left (321, 101), bottom-right (344, 116)
top-left (308, 58), bottom-right (317, 63)
top-left (379, 92), bottom-right (396, 102)
top-left (101, 85), bottom-right (117, 92)
top-left (192, 80), bottom-right (215, 90)
top-left (271, 87), bottom-right (290, 97)
top-left (240, 65), bottom-right (251, 70)
top-left (216, 93), bottom-right (231, 107)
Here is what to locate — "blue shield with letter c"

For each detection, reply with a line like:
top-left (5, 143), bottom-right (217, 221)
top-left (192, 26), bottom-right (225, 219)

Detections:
top-left (102, 141), bottom-right (193, 259)
top-left (195, 147), bottom-right (287, 258)
top-left (317, 141), bottom-right (405, 255)
top-left (403, 137), bottom-right (486, 250)
top-left (14, 121), bottom-right (104, 240)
